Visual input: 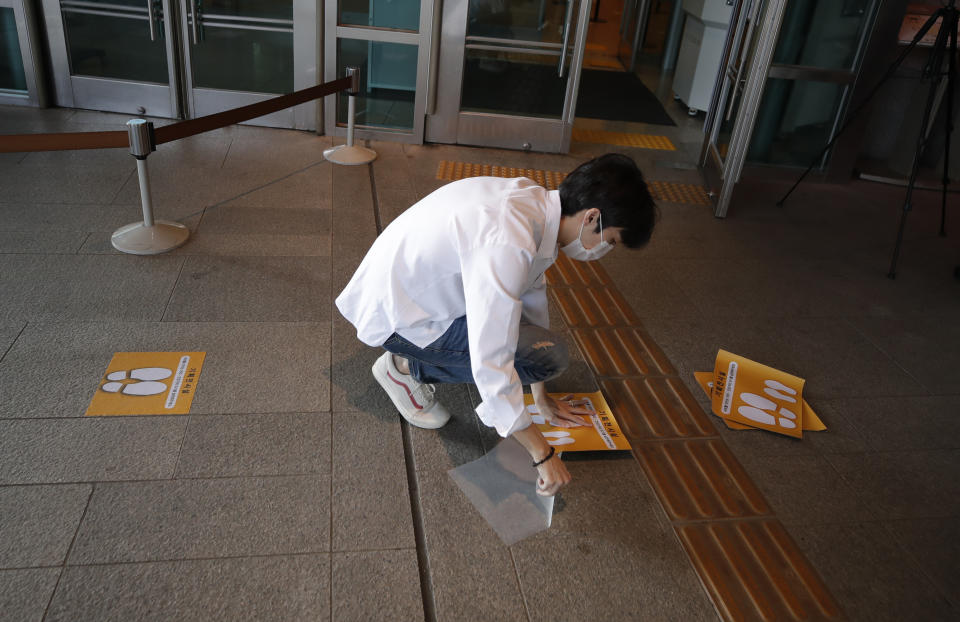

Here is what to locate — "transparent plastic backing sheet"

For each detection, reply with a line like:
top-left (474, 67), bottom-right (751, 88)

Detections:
top-left (448, 437), bottom-right (555, 545)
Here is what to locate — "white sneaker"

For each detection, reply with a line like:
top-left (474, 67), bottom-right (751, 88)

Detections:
top-left (372, 352), bottom-right (451, 429)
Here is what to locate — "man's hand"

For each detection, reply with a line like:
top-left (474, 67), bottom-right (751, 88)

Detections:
top-left (535, 393), bottom-right (593, 428)
top-left (512, 423), bottom-right (572, 497)
top-left (535, 450), bottom-right (571, 497)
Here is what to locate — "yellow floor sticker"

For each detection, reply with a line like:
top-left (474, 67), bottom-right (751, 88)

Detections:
top-left (572, 129), bottom-right (676, 151)
top-left (86, 351), bottom-right (205, 416)
top-left (436, 161), bottom-right (567, 190)
top-left (523, 391), bottom-right (631, 452)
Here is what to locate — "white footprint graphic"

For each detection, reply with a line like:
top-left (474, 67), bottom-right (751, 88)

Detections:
top-left (737, 380), bottom-right (800, 430)
top-left (542, 431), bottom-right (576, 446)
top-left (101, 367), bottom-right (173, 396)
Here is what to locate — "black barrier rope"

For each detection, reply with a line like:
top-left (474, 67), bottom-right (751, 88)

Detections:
top-left (0, 75), bottom-right (353, 154)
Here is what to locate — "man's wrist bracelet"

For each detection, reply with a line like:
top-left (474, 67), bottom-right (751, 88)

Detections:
top-left (532, 446), bottom-right (555, 468)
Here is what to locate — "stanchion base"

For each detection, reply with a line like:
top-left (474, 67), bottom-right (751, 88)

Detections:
top-left (323, 144), bottom-right (377, 165)
top-left (111, 221), bottom-right (190, 255)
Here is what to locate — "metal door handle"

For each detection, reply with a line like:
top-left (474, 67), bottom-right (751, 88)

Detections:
top-left (558, 0), bottom-right (576, 77)
top-left (189, 0), bottom-right (200, 44)
top-left (146, 0), bottom-right (157, 40)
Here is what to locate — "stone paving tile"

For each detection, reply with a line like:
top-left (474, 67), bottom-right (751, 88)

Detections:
top-left (19, 145), bottom-right (132, 169)
top-left (0, 322), bottom-right (24, 360)
top-left (47, 555), bottom-right (330, 622)
top-left (222, 164), bottom-right (332, 210)
top-left (0, 230), bottom-right (87, 254)
top-left (197, 205), bottom-right (330, 236)
top-left (176, 413), bottom-right (330, 478)
top-left (0, 165), bottom-right (133, 204)
top-left (826, 449), bottom-right (960, 520)
top-left (331, 550), bottom-right (423, 621)
top-left (79, 232), bottom-right (331, 257)
top-left (851, 316), bottom-right (960, 396)
top-left (885, 517), bottom-right (960, 609)
top-left (0, 322), bottom-right (330, 418)
top-left (0, 201), bottom-right (198, 231)
top-left (0, 568), bottom-right (61, 622)
top-left (0, 484), bottom-right (91, 567)
top-left (329, 316), bottom-right (393, 414)
top-left (734, 453), bottom-right (878, 526)
top-left (221, 133), bottom-right (332, 176)
top-left (407, 385), bottom-right (486, 474)
top-left (111, 165), bottom-right (279, 214)
top-left (0, 417), bottom-right (186, 484)
top-left (428, 544), bottom-right (528, 622)
top-left (599, 255), bottom-right (704, 321)
top-left (68, 476), bottom-right (330, 564)
top-left (162, 256), bottom-right (331, 322)
top-left (331, 411), bottom-right (415, 551)
top-left (0, 254), bottom-right (183, 323)
top-left (416, 472), bottom-right (527, 621)
top-left (789, 522), bottom-right (957, 621)
top-left (807, 396), bottom-right (960, 453)
top-left (513, 531), bottom-right (716, 622)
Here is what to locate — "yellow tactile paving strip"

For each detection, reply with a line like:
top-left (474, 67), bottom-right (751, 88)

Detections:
top-left (435, 162), bottom-right (842, 619)
top-left (435, 161), bottom-right (567, 190)
top-left (544, 252), bottom-right (844, 621)
top-left (436, 161), bottom-right (712, 207)
top-left (572, 128), bottom-right (677, 151)
top-left (648, 180), bottom-right (712, 206)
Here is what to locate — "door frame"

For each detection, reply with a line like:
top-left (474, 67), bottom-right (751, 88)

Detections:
top-left (181, 0), bottom-right (318, 129)
top-left (699, 0), bottom-right (787, 218)
top-left (323, 0), bottom-right (436, 143)
top-left (42, 0), bottom-right (183, 117)
top-left (42, 0), bottom-right (317, 128)
top-left (425, 0), bottom-right (593, 153)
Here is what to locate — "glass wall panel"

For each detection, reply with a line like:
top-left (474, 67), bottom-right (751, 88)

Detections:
top-left (772, 0), bottom-right (875, 71)
top-left (63, 0), bottom-right (169, 83)
top-left (204, 0), bottom-right (291, 20)
top-left (461, 49), bottom-right (564, 119)
top-left (337, 38), bottom-right (416, 130)
top-left (747, 78), bottom-right (845, 166)
top-left (340, 0), bottom-right (419, 31)
top-left (0, 7), bottom-right (27, 92)
top-left (191, 28), bottom-right (292, 93)
top-left (466, 0), bottom-right (567, 43)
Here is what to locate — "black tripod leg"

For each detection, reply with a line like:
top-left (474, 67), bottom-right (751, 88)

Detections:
top-left (778, 9), bottom-right (945, 208)
top-left (940, 11), bottom-right (957, 237)
top-left (889, 45), bottom-right (949, 278)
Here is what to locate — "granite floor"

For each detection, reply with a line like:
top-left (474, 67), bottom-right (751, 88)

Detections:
top-left (1, 76), bottom-right (959, 621)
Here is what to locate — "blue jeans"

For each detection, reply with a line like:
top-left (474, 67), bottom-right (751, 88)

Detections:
top-left (382, 316), bottom-right (569, 385)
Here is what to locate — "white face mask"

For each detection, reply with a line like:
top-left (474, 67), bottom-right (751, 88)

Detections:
top-left (560, 212), bottom-right (614, 262)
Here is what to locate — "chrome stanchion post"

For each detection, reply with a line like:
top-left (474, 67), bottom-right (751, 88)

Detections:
top-left (324, 66), bottom-right (377, 165)
top-left (111, 119), bottom-right (190, 255)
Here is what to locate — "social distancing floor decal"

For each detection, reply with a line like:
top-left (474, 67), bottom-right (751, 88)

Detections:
top-left (86, 352), bottom-right (205, 416)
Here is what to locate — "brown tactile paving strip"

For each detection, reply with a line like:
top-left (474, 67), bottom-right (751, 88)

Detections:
top-left (435, 165), bottom-right (845, 621)
top-left (545, 253), bottom-right (845, 621)
top-left (678, 521), bottom-right (844, 621)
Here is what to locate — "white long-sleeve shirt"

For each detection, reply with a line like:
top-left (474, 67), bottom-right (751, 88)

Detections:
top-left (335, 176), bottom-right (561, 437)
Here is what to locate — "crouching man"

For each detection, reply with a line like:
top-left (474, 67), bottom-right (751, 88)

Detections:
top-left (336, 153), bottom-right (657, 496)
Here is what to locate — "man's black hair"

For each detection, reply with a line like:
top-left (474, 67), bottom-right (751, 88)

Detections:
top-left (559, 153), bottom-right (658, 249)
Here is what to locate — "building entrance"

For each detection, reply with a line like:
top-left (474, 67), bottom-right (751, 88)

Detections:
top-left (41, 0), bottom-right (318, 128)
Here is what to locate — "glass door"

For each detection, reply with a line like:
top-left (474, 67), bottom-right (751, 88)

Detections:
top-left (701, 0), bottom-right (879, 217)
top-left (42, 0), bottom-right (318, 128)
top-left (617, 0), bottom-right (650, 72)
top-left (43, 0), bottom-right (180, 116)
top-left (426, 0), bottom-right (593, 153)
top-left (181, 0), bottom-right (318, 129)
top-left (700, 0), bottom-right (786, 217)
